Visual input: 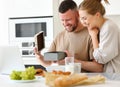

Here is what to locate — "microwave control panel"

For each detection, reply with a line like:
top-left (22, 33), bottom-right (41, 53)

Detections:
top-left (20, 42), bottom-right (35, 57)
top-left (22, 49), bottom-right (35, 56)
top-left (22, 42), bottom-right (35, 48)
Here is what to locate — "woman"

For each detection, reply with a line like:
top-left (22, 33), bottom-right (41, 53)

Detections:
top-left (78, 0), bottom-right (120, 73)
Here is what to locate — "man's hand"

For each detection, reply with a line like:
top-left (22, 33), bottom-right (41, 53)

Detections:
top-left (34, 47), bottom-right (42, 59)
top-left (34, 47), bottom-right (51, 66)
top-left (57, 59), bottom-right (65, 65)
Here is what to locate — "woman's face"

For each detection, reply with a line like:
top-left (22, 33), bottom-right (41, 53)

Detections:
top-left (79, 10), bottom-right (97, 29)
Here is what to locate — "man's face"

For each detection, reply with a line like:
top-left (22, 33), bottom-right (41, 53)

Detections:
top-left (59, 9), bottom-right (79, 32)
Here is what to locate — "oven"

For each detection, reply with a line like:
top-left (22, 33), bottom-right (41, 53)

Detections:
top-left (8, 16), bottom-right (53, 57)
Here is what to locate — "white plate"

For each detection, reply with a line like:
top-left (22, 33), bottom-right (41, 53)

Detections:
top-left (46, 65), bottom-right (65, 72)
top-left (11, 79), bottom-right (37, 83)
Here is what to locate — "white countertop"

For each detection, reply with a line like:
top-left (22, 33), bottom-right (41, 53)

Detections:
top-left (0, 74), bottom-right (120, 87)
top-left (0, 75), bottom-right (47, 87)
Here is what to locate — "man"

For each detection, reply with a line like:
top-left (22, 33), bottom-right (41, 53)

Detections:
top-left (34, 0), bottom-right (103, 72)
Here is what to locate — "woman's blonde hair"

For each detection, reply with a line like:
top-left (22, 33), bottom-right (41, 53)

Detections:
top-left (78, 0), bottom-right (110, 16)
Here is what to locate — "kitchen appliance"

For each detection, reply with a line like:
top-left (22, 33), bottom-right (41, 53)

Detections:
top-left (8, 16), bottom-right (53, 57)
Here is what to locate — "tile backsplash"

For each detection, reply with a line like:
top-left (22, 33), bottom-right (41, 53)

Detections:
top-left (105, 15), bottom-right (120, 28)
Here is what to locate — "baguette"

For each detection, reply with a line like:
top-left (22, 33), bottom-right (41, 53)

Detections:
top-left (45, 72), bottom-right (105, 87)
top-left (35, 68), bottom-right (46, 77)
top-left (54, 73), bottom-right (88, 87)
top-left (75, 75), bottom-right (105, 85)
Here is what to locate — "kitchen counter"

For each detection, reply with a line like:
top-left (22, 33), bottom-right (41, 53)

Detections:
top-left (0, 75), bottom-right (47, 87)
top-left (0, 73), bottom-right (120, 87)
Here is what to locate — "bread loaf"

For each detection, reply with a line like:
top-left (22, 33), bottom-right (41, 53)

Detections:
top-left (54, 73), bottom-right (88, 87)
top-left (45, 72), bottom-right (105, 87)
top-left (35, 68), bottom-right (46, 77)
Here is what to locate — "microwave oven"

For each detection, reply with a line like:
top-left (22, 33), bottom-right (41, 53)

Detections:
top-left (8, 16), bottom-right (53, 57)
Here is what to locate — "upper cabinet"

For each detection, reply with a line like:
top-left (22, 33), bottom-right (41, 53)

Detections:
top-left (4, 0), bottom-right (53, 17)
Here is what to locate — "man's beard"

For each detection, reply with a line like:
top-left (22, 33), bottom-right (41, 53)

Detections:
top-left (71, 25), bottom-right (77, 32)
top-left (66, 18), bottom-right (78, 32)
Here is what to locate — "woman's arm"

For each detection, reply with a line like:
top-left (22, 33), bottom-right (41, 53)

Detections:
top-left (75, 59), bottom-right (103, 72)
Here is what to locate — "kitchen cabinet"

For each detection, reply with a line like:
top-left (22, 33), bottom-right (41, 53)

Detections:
top-left (4, 0), bottom-right (53, 17)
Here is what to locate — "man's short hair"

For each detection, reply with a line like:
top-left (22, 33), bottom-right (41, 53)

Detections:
top-left (59, 0), bottom-right (77, 13)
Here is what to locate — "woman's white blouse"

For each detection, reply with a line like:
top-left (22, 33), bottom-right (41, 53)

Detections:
top-left (93, 19), bottom-right (120, 73)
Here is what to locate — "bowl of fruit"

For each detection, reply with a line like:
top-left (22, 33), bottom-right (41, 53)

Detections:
top-left (9, 66), bottom-right (37, 83)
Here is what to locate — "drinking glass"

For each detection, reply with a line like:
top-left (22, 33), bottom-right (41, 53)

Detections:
top-left (65, 57), bottom-right (81, 73)
top-left (65, 57), bottom-right (74, 73)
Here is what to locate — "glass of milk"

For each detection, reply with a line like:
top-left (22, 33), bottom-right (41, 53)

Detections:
top-left (74, 63), bottom-right (81, 73)
top-left (65, 57), bottom-right (81, 73)
top-left (65, 57), bottom-right (74, 73)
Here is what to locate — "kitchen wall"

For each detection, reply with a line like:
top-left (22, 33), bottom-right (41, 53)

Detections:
top-left (0, 0), bottom-right (6, 45)
top-left (106, 15), bottom-right (120, 28)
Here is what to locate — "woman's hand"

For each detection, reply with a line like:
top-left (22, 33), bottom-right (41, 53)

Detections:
top-left (88, 27), bottom-right (99, 49)
top-left (88, 27), bottom-right (99, 37)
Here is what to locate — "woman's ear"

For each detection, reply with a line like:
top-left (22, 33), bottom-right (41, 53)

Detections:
top-left (95, 12), bottom-right (101, 17)
top-left (76, 11), bottom-right (80, 18)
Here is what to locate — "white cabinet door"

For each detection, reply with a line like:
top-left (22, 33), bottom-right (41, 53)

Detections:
top-left (5, 0), bottom-right (53, 17)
